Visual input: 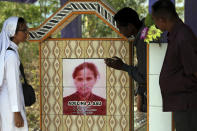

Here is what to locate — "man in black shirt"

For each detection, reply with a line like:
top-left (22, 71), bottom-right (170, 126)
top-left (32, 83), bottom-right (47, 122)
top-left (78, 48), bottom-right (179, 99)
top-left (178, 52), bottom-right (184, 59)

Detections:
top-left (105, 7), bottom-right (147, 112)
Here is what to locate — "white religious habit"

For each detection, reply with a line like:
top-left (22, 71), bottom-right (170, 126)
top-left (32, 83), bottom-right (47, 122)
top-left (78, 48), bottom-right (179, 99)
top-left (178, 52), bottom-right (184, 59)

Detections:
top-left (0, 17), bottom-right (28, 131)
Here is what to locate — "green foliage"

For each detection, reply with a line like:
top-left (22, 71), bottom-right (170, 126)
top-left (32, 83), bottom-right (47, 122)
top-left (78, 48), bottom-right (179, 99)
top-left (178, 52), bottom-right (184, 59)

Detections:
top-left (19, 42), bottom-right (40, 130)
top-left (38, 0), bottom-right (60, 19)
top-left (144, 13), bottom-right (154, 27)
top-left (105, 0), bottom-right (147, 18)
top-left (176, 0), bottom-right (184, 21)
top-left (82, 15), bottom-right (119, 38)
top-left (176, 6), bottom-right (184, 21)
top-left (82, 0), bottom-right (148, 38)
top-left (0, 2), bottom-right (41, 29)
top-left (0, 0), bottom-right (60, 30)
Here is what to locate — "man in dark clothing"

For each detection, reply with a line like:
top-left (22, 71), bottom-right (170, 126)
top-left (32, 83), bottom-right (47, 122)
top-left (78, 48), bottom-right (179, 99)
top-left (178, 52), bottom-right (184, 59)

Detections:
top-left (104, 7), bottom-right (147, 112)
top-left (152, 1), bottom-right (197, 131)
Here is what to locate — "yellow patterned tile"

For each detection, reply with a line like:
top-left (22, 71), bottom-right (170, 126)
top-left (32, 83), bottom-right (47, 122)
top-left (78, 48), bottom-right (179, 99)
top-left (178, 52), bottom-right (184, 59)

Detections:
top-left (99, 40), bottom-right (112, 58)
top-left (63, 115), bottom-right (85, 131)
top-left (84, 40), bottom-right (111, 58)
top-left (107, 115), bottom-right (130, 131)
top-left (41, 58), bottom-right (62, 87)
top-left (101, 40), bottom-right (113, 58)
top-left (42, 115), bottom-right (63, 131)
top-left (106, 67), bottom-right (116, 87)
top-left (106, 40), bottom-right (129, 58)
top-left (115, 40), bottom-right (130, 58)
top-left (62, 40), bottom-right (85, 58)
top-left (106, 67), bottom-right (130, 88)
top-left (41, 59), bottom-right (49, 87)
top-left (41, 40), bottom-right (63, 59)
top-left (107, 87), bottom-right (130, 116)
top-left (123, 57), bottom-right (131, 66)
top-left (42, 86), bottom-right (63, 115)
top-left (40, 40), bottom-right (132, 131)
top-left (84, 116), bottom-right (107, 131)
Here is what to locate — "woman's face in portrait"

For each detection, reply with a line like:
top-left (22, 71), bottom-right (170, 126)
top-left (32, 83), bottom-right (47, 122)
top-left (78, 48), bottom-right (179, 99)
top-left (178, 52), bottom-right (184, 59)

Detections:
top-left (74, 67), bottom-right (97, 94)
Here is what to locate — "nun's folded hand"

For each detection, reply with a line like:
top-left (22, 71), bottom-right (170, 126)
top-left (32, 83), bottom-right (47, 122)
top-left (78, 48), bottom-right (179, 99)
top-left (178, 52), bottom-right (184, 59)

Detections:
top-left (14, 112), bottom-right (24, 128)
top-left (104, 56), bottom-right (125, 70)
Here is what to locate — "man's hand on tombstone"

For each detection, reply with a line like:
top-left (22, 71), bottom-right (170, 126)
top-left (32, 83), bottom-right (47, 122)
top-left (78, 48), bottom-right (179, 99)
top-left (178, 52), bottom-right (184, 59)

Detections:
top-left (104, 56), bottom-right (126, 71)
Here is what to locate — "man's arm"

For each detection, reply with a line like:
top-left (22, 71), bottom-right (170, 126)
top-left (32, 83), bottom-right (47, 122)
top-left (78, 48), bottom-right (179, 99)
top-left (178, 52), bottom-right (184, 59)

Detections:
top-left (194, 72), bottom-right (197, 79)
top-left (104, 56), bottom-right (145, 83)
top-left (104, 56), bottom-right (125, 70)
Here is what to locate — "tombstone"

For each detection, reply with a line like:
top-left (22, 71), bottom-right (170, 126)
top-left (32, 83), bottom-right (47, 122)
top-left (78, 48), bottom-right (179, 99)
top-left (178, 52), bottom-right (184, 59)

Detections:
top-left (147, 43), bottom-right (173, 131)
top-left (29, 0), bottom-right (133, 130)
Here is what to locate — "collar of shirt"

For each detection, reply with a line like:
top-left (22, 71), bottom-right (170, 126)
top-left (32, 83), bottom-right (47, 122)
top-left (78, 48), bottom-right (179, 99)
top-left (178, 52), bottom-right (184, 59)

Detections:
top-left (9, 41), bottom-right (19, 59)
top-left (76, 91), bottom-right (93, 101)
top-left (133, 24), bottom-right (146, 46)
top-left (167, 19), bottom-right (184, 43)
top-left (10, 41), bottom-right (18, 50)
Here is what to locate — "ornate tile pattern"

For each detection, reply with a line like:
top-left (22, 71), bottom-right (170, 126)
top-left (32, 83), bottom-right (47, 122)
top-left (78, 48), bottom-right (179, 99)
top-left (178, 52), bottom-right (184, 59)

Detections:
top-left (61, 40), bottom-right (85, 58)
top-left (107, 116), bottom-right (129, 131)
top-left (63, 115), bottom-right (85, 131)
top-left (41, 40), bottom-right (132, 131)
top-left (42, 115), bottom-right (63, 131)
top-left (85, 116), bottom-right (107, 131)
top-left (41, 41), bottom-right (62, 59)
top-left (106, 67), bottom-right (130, 88)
top-left (107, 87), bottom-right (130, 116)
top-left (41, 58), bottom-right (62, 87)
top-left (42, 86), bottom-right (63, 115)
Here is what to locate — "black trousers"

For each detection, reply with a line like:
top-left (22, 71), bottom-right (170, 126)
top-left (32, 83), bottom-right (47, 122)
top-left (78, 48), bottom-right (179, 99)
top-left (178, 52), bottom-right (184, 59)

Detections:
top-left (173, 111), bottom-right (197, 131)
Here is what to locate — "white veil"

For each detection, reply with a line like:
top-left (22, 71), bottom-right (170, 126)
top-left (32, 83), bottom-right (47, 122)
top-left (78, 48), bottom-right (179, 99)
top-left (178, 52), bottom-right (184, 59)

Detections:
top-left (0, 16), bottom-right (19, 87)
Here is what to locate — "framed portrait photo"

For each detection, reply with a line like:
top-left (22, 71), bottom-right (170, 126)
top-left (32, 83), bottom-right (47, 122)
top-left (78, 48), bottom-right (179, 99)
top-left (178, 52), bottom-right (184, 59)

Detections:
top-left (63, 59), bottom-right (106, 115)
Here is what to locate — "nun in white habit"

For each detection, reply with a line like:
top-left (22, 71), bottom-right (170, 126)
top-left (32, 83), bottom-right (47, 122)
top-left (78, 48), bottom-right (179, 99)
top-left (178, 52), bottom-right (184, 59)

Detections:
top-left (0, 17), bottom-right (28, 131)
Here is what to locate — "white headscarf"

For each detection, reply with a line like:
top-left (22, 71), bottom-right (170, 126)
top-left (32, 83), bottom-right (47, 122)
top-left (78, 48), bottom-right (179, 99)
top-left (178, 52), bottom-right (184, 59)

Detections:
top-left (0, 16), bottom-right (19, 87)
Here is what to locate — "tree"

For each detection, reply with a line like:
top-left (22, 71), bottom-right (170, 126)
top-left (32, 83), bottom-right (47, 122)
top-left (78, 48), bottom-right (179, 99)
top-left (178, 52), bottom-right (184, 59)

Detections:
top-left (82, 0), bottom-right (148, 38)
top-left (176, 0), bottom-right (184, 21)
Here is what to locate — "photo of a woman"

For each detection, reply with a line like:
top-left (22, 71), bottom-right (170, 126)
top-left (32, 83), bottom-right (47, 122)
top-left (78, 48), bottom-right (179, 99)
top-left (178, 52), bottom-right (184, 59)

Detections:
top-left (63, 60), bottom-right (106, 115)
